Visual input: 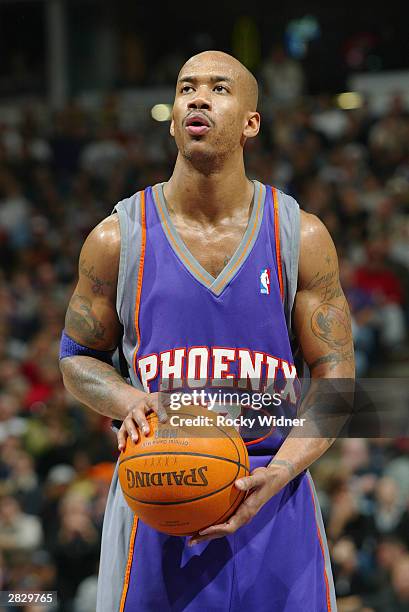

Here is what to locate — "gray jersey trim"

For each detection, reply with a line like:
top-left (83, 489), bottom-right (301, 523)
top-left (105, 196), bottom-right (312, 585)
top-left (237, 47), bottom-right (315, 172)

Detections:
top-left (96, 465), bottom-right (134, 612)
top-left (113, 192), bottom-right (144, 390)
top-left (306, 471), bottom-right (338, 612)
top-left (211, 181), bottom-right (265, 295)
top-left (153, 182), bottom-right (214, 285)
top-left (113, 192), bottom-right (142, 319)
top-left (152, 180), bottom-right (266, 297)
top-left (276, 189), bottom-right (300, 338)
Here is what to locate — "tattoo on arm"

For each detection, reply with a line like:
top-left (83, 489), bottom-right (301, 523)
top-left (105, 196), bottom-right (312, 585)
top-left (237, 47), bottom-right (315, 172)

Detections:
top-left (65, 295), bottom-right (106, 345)
top-left (267, 458), bottom-right (296, 479)
top-left (80, 258), bottom-right (114, 296)
top-left (309, 348), bottom-right (354, 372)
top-left (60, 357), bottom-right (130, 420)
top-left (311, 301), bottom-right (351, 349)
top-left (306, 270), bottom-right (343, 302)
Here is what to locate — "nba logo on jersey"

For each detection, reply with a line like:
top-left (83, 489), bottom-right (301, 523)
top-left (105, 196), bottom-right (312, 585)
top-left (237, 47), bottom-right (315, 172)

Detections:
top-left (260, 268), bottom-right (271, 295)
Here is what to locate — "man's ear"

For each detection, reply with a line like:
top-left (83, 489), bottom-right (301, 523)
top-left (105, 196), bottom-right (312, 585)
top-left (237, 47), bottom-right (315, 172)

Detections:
top-left (243, 112), bottom-right (260, 139)
top-left (170, 118), bottom-right (175, 137)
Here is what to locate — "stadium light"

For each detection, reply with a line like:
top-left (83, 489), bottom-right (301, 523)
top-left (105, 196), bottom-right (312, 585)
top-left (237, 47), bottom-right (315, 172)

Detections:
top-left (151, 104), bottom-right (172, 121)
top-left (336, 92), bottom-right (363, 110)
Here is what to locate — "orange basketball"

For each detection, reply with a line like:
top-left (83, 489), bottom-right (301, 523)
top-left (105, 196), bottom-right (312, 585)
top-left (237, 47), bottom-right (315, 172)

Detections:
top-left (118, 405), bottom-right (250, 535)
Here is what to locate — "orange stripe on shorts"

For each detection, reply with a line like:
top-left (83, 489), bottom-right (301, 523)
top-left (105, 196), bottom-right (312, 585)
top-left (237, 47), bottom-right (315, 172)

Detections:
top-left (307, 478), bottom-right (332, 612)
top-left (119, 516), bottom-right (139, 612)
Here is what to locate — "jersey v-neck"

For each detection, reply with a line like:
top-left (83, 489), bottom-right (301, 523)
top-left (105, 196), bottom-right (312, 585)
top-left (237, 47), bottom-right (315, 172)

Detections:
top-left (151, 180), bottom-right (266, 297)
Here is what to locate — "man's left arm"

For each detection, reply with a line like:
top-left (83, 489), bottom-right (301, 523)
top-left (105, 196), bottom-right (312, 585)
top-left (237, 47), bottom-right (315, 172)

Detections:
top-left (189, 212), bottom-right (355, 545)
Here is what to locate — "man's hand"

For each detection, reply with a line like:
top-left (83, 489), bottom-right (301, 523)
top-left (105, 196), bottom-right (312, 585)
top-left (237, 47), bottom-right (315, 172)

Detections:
top-left (117, 392), bottom-right (169, 450)
top-left (188, 465), bottom-right (288, 546)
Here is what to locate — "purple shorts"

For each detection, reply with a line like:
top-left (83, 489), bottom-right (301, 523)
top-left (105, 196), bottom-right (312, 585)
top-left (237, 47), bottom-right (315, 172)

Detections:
top-left (121, 455), bottom-right (336, 612)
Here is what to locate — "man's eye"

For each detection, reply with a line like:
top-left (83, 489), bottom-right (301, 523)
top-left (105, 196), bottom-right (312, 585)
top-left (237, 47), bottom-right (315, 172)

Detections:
top-left (181, 85), bottom-right (193, 93)
top-left (214, 85), bottom-right (227, 93)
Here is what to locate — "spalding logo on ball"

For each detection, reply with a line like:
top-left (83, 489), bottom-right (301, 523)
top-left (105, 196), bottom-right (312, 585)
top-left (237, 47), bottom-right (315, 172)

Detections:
top-left (118, 404), bottom-right (250, 535)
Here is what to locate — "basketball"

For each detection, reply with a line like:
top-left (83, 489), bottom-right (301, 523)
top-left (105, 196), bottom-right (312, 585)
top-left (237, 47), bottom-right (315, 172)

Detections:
top-left (118, 405), bottom-right (250, 535)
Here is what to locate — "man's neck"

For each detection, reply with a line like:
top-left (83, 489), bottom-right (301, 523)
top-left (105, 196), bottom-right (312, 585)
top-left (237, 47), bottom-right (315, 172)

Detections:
top-left (164, 154), bottom-right (254, 223)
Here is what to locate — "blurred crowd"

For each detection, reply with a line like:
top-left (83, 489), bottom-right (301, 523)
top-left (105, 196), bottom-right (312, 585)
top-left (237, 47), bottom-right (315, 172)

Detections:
top-left (0, 50), bottom-right (408, 611)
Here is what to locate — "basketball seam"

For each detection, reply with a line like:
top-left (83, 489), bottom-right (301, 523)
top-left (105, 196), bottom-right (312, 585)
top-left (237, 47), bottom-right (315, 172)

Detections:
top-left (119, 450), bottom-right (249, 472)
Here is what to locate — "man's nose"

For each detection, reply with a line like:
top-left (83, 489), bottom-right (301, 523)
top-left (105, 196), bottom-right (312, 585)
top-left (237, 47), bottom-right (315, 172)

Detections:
top-left (187, 90), bottom-right (211, 110)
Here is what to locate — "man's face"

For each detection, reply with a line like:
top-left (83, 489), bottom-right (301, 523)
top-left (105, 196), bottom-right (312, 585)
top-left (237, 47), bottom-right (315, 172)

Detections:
top-left (170, 54), bottom-right (259, 166)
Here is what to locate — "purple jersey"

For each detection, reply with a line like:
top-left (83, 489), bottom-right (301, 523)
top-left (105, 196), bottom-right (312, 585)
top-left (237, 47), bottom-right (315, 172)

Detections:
top-left (96, 182), bottom-right (337, 612)
top-left (134, 182), bottom-right (298, 454)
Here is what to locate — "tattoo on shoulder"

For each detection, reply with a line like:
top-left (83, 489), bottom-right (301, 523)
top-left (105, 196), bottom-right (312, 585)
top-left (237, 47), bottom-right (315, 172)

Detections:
top-left (80, 259), bottom-right (114, 296)
top-left (65, 295), bottom-right (106, 344)
top-left (267, 458), bottom-right (296, 479)
top-left (311, 301), bottom-right (351, 349)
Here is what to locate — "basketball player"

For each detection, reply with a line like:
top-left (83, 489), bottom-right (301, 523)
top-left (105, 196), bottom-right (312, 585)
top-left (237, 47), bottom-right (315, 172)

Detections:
top-left (60, 51), bottom-right (355, 611)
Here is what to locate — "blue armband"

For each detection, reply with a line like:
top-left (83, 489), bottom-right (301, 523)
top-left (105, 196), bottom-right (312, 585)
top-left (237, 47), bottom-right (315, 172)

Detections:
top-left (59, 330), bottom-right (114, 365)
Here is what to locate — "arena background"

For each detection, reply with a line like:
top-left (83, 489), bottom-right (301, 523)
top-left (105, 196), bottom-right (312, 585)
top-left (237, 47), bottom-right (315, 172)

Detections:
top-left (0, 1), bottom-right (409, 610)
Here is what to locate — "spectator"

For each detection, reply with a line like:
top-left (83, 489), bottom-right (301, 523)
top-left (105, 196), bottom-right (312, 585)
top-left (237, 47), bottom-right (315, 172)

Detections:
top-left (340, 259), bottom-right (378, 375)
top-left (52, 493), bottom-right (99, 610)
top-left (0, 496), bottom-right (43, 553)
top-left (260, 43), bottom-right (305, 109)
top-left (372, 536), bottom-right (407, 592)
top-left (373, 477), bottom-right (406, 538)
top-left (369, 555), bottom-right (409, 611)
top-left (354, 238), bottom-right (407, 351)
top-left (5, 450), bottom-right (42, 515)
top-left (332, 537), bottom-right (373, 598)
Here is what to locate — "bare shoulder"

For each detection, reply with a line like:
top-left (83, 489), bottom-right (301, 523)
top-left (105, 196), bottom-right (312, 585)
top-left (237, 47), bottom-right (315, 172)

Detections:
top-left (64, 214), bottom-right (122, 349)
top-left (85, 214), bottom-right (120, 257)
top-left (298, 211), bottom-right (339, 290)
top-left (80, 214), bottom-right (120, 284)
top-left (299, 210), bottom-right (335, 252)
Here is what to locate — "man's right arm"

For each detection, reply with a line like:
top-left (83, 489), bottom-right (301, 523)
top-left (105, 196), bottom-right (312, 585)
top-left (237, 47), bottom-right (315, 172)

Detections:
top-left (59, 214), bottom-right (167, 445)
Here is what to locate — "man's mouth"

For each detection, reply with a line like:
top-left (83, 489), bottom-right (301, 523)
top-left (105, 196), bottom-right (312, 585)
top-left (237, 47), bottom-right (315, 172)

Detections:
top-left (185, 113), bottom-right (211, 136)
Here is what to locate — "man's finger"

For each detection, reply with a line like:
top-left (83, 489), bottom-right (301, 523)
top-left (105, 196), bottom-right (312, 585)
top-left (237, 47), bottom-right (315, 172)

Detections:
top-left (188, 523), bottom-right (234, 545)
top-left (196, 523), bottom-right (233, 538)
top-left (201, 502), bottom-right (255, 537)
top-left (235, 469), bottom-right (267, 491)
top-left (132, 406), bottom-right (151, 435)
top-left (117, 425), bottom-right (127, 451)
top-left (221, 501), bottom-right (256, 532)
top-left (188, 532), bottom-right (226, 546)
top-left (190, 502), bottom-right (256, 546)
top-left (189, 510), bottom-right (254, 545)
top-left (125, 415), bottom-right (140, 442)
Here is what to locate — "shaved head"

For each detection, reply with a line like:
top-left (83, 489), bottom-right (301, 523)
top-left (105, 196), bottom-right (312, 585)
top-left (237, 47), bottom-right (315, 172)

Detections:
top-left (178, 50), bottom-right (258, 111)
top-left (171, 49), bottom-right (261, 172)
